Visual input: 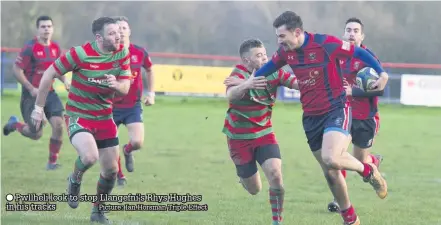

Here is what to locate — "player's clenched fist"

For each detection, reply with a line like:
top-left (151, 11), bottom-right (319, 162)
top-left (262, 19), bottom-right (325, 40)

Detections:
top-left (30, 105), bottom-right (45, 132)
top-left (105, 74), bottom-right (118, 89)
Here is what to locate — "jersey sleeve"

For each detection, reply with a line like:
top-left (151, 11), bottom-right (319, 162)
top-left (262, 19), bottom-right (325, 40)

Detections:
top-left (278, 69), bottom-right (297, 89)
top-left (15, 44), bottom-right (33, 70)
top-left (271, 47), bottom-right (288, 69)
top-left (118, 47), bottom-right (132, 80)
top-left (322, 35), bottom-right (355, 60)
top-left (53, 46), bottom-right (82, 76)
top-left (142, 48), bottom-right (153, 71)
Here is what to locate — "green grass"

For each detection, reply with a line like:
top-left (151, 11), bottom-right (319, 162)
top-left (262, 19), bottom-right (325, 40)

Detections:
top-left (1, 94), bottom-right (441, 225)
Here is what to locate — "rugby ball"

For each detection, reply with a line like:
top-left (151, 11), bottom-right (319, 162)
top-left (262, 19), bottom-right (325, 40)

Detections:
top-left (356, 67), bottom-right (379, 91)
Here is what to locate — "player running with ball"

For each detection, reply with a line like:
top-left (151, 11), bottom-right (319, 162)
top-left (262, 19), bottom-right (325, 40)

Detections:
top-left (30, 17), bottom-right (131, 224)
top-left (223, 39), bottom-right (298, 225)
top-left (327, 17), bottom-right (385, 213)
top-left (254, 11), bottom-right (389, 225)
top-left (112, 16), bottom-right (155, 187)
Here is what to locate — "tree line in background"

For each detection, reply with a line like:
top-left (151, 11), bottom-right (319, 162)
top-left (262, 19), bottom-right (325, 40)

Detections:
top-left (1, 1), bottom-right (440, 75)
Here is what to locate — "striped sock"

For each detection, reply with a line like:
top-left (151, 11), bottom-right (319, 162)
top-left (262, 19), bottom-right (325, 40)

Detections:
top-left (269, 187), bottom-right (284, 225)
top-left (71, 157), bottom-right (93, 184)
top-left (93, 174), bottom-right (116, 207)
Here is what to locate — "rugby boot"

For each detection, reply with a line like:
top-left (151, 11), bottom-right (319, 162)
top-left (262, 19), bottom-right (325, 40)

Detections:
top-left (90, 204), bottom-right (111, 224)
top-left (3, 116), bottom-right (19, 136)
top-left (117, 176), bottom-right (127, 187)
top-left (344, 216), bottom-right (360, 225)
top-left (123, 144), bottom-right (134, 172)
top-left (364, 163), bottom-right (388, 199)
top-left (46, 163), bottom-right (61, 170)
top-left (66, 174), bottom-right (81, 208)
top-left (328, 200), bottom-right (340, 213)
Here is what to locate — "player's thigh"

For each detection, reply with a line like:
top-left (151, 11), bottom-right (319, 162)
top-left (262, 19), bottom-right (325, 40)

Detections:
top-left (95, 118), bottom-right (120, 171)
top-left (126, 123), bottom-right (144, 145)
top-left (302, 114), bottom-right (326, 152)
top-left (227, 137), bottom-right (258, 179)
top-left (258, 147), bottom-right (282, 185)
top-left (71, 131), bottom-right (99, 163)
top-left (322, 107), bottom-right (352, 157)
top-left (20, 94), bottom-right (40, 132)
top-left (44, 91), bottom-right (64, 120)
top-left (66, 116), bottom-right (99, 162)
top-left (351, 119), bottom-right (376, 149)
top-left (254, 135), bottom-right (282, 183)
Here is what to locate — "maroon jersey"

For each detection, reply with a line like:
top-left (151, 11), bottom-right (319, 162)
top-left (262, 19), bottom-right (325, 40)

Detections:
top-left (15, 37), bottom-right (61, 92)
top-left (272, 32), bottom-right (355, 116)
top-left (113, 44), bottom-right (153, 108)
top-left (341, 45), bottom-right (380, 120)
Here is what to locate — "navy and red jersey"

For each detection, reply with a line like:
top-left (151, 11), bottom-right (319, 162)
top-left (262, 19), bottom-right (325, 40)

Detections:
top-left (14, 37), bottom-right (61, 91)
top-left (113, 44), bottom-right (153, 108)
top-left (340, 45), bottom-right (380, 120)
top-left (271, 32), bottom-right (355, 116)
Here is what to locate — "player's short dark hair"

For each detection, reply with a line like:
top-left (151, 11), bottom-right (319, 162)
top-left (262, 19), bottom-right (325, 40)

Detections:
top-left (272, 11), bottom-right (303, 31)
top-left (112, 16), bottom-right (129, 23)
top-left (239, 39), bottom-right (264, 57)
top-left (36, 16), bottom-right (53, 28)
top-left (345, 17), bottom-right (364, 31)
top-left (92, 17), bottom-right (117, 35)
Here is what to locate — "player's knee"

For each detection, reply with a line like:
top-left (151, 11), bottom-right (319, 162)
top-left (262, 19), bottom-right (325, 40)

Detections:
top-left (267, 168), bottom-right (283, 186)
top-left (29, 131), bottom-right (43, 140)
top-left (81, 152), bottom-right (99, 166)
top-left (102, 167), bottom-right (118, 179)
top-left (247, 184), bottom-right (261, 195)
top-left (52, 120), bottom-right (64, 135)
top-left (130, 139), bottom-right (143, 150)
top-left (322, 155), bottom-right (342, 170)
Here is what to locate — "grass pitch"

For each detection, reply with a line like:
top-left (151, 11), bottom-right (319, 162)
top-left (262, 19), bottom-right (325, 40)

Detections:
top-left (1, 94), bottom-right (441, 225)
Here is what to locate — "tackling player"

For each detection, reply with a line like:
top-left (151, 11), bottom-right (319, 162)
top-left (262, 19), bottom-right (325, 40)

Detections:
top-left (3, 15), bottom-right (69, 170)
top-left (223, 39), bottom-right (298, 225)
top-left (30, 17), bottom-right (131, 224)
top-left (254, 11), bottom-right (389, 225)
top-left (112, 16), bottom-right (155, 187)
top-left (327, 17), bottom-right (384, 213)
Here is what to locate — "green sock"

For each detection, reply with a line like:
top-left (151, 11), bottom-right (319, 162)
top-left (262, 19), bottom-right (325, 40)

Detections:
top-left (71, 157), bottom-right (93, 184)
top-left (93, 174), bottom-right (116, 207)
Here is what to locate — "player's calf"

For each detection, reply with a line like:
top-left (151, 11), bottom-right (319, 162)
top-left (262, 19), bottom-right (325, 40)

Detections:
top-left (257, 145), bottom-right (284, 225)
top-left (67, 132), bottom-right (100, 209)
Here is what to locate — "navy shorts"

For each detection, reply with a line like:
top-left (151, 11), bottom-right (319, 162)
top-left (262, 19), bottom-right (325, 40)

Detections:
top-left (351, 116), bottom-right (380, 149)
top-left (112, 102), bottom-right (143, 127)
top-left (21, 90), bottom-right (64, 133)
top-left (302, 107), bottom-right (352, 152)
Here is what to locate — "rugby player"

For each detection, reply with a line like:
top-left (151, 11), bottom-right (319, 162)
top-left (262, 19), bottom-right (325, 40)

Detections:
top-left (112, 16), bottom-right (155, 187)
top-left (3, 15), bottom-right (69, 170)
top-left (327, 17), bottom-right (384, 213)
top-left (223, 39), bottom-right (298, 225)
top-left (253, 11), bottom-right (389, 225)
top-left (30, 17), bottom-right (131, 224)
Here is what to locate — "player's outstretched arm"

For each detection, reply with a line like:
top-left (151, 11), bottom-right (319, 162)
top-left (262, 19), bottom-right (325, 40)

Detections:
top-left (226, 73), bottom-right (266, 101)
top-left (35, 65), bottom-right (60, 107)
top-left (353, 47), bottom-right (389, 91)
top-left (278, 70), bottom-right (299, 90)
